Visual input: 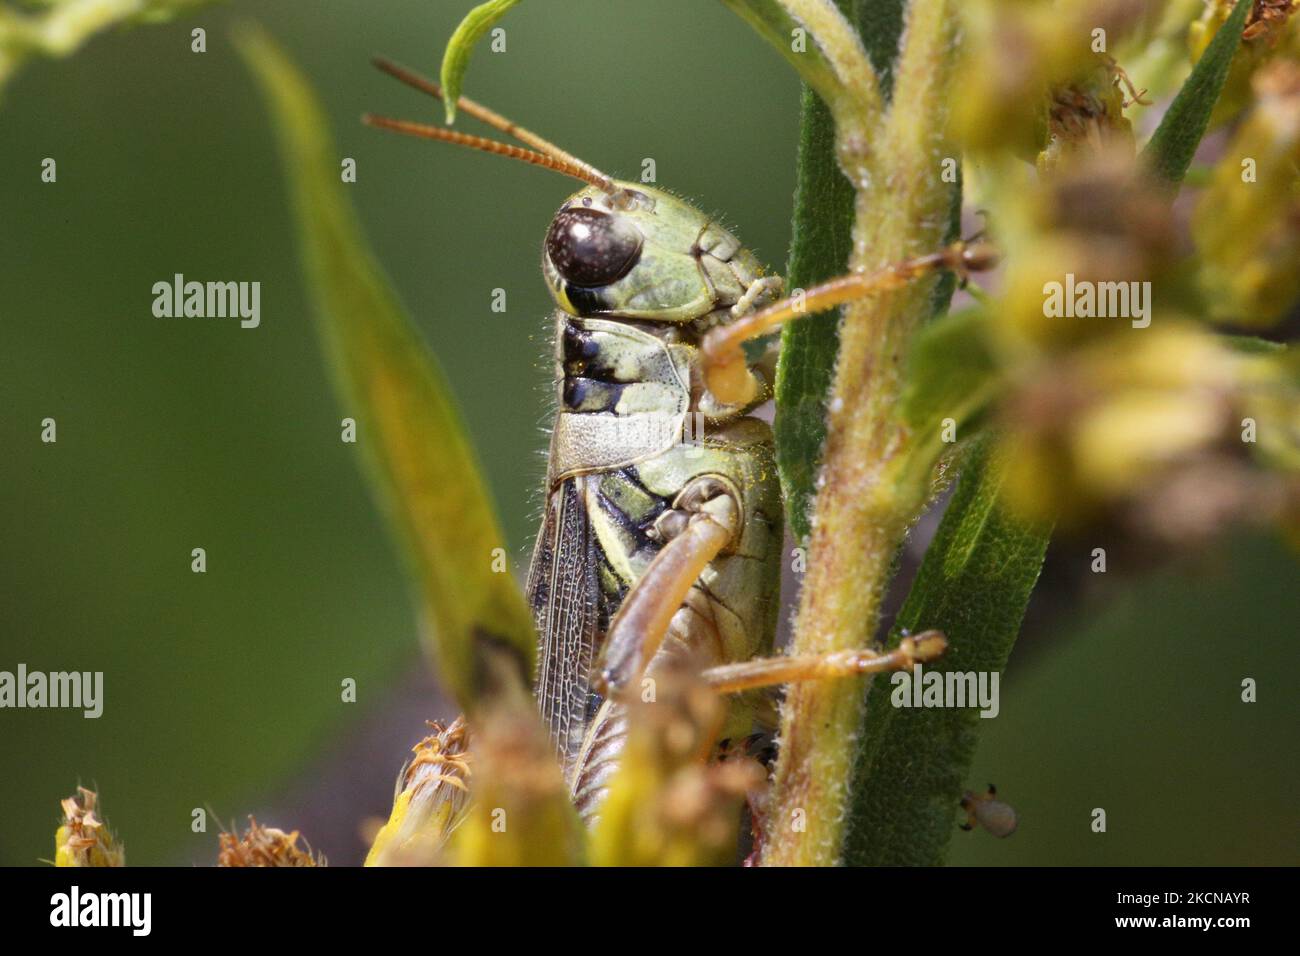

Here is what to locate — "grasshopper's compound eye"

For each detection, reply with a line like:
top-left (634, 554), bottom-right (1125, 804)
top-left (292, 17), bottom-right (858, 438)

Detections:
top-left (546, 207), bottom-right (643, 288)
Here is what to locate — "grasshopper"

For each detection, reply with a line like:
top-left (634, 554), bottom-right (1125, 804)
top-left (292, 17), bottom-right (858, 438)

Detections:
top-left (366, 59), bottom-right (987, 829)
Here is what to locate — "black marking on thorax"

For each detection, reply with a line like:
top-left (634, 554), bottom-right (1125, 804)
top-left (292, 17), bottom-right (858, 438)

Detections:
top-left (559, 318), bottom-right (631, 414)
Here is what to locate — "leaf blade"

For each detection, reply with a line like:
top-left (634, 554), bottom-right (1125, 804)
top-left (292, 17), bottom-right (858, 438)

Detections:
top-left (773, 82), bottom-right (855, 539)
top-left (846, 437), bottom-right (1051, 866)
top-left (439, 0), bottom-right (522, 124)
top-left (237, 26), bottom-right (535, 710)
top-left (1142, 0), bottom-right (1250, 187)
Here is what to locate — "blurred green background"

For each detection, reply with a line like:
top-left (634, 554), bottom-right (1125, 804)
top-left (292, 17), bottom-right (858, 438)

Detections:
top-left (1, 0), bottom-right (1295, 866)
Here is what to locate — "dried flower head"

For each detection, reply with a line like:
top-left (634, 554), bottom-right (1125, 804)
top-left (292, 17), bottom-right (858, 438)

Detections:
top-left (365, 715), bottom-right (473, 866)
top-left (55, 786), bottom-right (125, 867)
top-left (217, 817), bottom-right (324, 867)
top-left (1241, 0), bottom-right (1297, 44)
top-left (1037, 59), bottom-right (1140, 173)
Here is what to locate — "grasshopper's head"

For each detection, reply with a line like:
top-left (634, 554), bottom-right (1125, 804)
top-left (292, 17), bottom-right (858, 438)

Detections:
top-left (543, 183), bottom-right (766, 323)
top-left (363, 62), bottom-right (765, 323)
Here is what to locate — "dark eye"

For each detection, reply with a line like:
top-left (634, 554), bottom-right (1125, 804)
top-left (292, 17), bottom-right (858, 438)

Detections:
top-left (545, 207), bottom-right (643, 287)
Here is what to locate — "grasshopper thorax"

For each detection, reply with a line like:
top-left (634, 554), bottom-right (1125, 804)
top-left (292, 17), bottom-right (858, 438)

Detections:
top-left (544, 182), bottom-right (768, 324)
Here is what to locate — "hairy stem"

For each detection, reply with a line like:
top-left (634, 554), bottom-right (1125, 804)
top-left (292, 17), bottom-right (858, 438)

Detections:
top-left (763, 0), bottom-right (958, 866)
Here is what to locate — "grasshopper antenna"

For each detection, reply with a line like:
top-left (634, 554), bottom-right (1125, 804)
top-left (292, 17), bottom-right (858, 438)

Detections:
top-left (363, 115), bottom-right (615, 192)
top-left (368, 56), bottom-right (616, 194)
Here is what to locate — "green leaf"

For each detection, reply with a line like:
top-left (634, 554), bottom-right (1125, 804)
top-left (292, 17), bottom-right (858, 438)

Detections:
top-left (439, 0), bottom-right (522, 124)
top-left (1142, 0), bottom-right (1250, 187)
top-left (855, 0), bottom-right (906, 99)
top-left (236, 26), bottom-right (535, 711)
top-left (0, 0), bottom-right (215, 94)
top-left (845, 437), bottom-right (1051, 865)
top-left (772, 82), bottom-right (855, 540)
top-left (1222, 334), bottom-right (1288, 355)
top-left (898, 307), bottom-right (1001, 479)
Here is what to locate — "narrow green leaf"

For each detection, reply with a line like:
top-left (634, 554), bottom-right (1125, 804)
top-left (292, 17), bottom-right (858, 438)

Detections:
top-left (1142, 0), bottom-right (1250, 187)
top-left (846, 437), bottom-right (1051, 866)
top-left (438, 0), bottom-right (522, 124)
top-left (854, 0), bottom-right (906, 99)
top-left (773, 82), bottom-right (855, 540)
top-left (237, 26), bottom-right (535, 710)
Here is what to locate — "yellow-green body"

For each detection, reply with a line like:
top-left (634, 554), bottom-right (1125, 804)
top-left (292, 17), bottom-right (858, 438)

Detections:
top-left (525, 183), bottom-right (784, 818)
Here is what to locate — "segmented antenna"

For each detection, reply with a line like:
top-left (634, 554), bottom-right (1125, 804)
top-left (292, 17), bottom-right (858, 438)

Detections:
top-left (367, 57), bottom-right (615, 194)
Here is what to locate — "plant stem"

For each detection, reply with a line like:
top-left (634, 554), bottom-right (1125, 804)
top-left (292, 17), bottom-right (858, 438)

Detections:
top-left (763, 0), bottom-right (958, 866)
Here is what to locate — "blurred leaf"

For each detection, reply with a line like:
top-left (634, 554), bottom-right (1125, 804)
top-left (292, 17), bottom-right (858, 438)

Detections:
top-left (899, 307), bottom-right (1000, 472)
top-left (1142, 0), bottom-right (1250, 187)
top-left (439, 0), bottom-right (521, 124)
top-left (885, 304), bottom-right (996, 520)
top-left (1223, 335), bottom-right (1288, 355)
top-left (237, 26), bottom-right (535, 711)
top-left (846, 436), bottom-right (1051, 865)
top-left (0, 0), bottom-right (214, 94)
